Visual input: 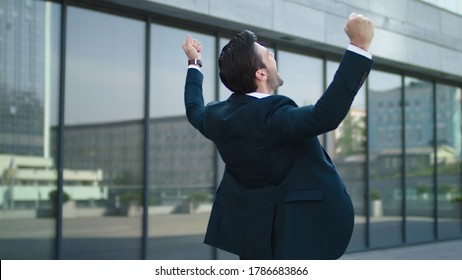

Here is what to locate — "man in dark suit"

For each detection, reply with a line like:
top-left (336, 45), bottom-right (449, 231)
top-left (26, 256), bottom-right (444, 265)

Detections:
top-left (182, 13), bottom-right (374, 259)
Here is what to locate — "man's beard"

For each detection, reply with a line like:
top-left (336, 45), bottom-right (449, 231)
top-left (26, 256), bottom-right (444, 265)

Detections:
top-left (270, 73), bottom-right (284, 90)
top-left (277, 74), bottom-right (284, 87)
top-left (269, 70), bottom-right (284, 91)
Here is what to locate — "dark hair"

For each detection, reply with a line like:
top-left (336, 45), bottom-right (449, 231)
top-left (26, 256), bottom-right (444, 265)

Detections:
top-left (219, 30), bottom-right (266, 94)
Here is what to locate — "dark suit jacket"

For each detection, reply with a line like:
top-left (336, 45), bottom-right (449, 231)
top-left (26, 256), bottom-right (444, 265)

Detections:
top-left (184, 50), bottom-right (373, 259)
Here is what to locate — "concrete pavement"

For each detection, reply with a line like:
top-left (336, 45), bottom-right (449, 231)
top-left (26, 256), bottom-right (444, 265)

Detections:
top-left (1, 213), bottom-right (461, 259)
top-left (341, 239), bottom-right (462, 260)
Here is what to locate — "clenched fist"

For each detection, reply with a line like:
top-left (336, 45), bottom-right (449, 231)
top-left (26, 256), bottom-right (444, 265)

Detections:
top-left (344, 13), bottom-right (374, 51)
top-left (182, 35), bottom-right (202, 60)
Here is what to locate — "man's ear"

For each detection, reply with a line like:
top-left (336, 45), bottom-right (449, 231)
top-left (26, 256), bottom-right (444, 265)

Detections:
top-left (255, 69), bottom-right (267, 81)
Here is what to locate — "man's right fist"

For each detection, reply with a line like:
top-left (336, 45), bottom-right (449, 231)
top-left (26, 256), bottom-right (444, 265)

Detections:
top-left (344, 13), bottom-right (374, 51)
top-left (182, 35), bottom-right (202, 60)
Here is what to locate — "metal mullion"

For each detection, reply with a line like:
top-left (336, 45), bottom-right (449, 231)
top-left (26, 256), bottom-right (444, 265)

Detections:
top-left (432, 81), bottom-right (438, 240)
top-left (211, 33), bottom-right (220, 260)
top-left (365, 77), bottom-right (371, 248)
top-left (401, 75), bottom-right (407, 244)
top-left (55, 0), bottom-right (68, 260)
top-left (141, 17), bottom-right (151, 260)
top-left (322, 58), bottom-right (327, 148)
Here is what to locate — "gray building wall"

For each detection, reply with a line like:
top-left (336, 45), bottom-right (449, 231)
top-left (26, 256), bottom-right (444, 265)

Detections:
top-left (105, 0), bottom-right (462, 82)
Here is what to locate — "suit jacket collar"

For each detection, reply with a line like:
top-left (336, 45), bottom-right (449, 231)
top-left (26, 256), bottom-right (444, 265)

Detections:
top-left (228, 93), bottom-right (266, 104)
top-left (227, 93), bottom-right (256, 104)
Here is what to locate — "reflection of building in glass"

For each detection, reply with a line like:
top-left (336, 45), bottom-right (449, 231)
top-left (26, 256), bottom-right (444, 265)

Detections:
top-left (52, 116), bottom-right (214, 206)
top-left (369, 82), bottom-right (461, 173)
top-left (54, 120), bottom-right (144, 186)
top-left (1, 0), bottom-right (215, 215)
top-left (0, 154), bottom-right (105, 210)
top-left (0, 0), bottom-right (48, 156)
top-left (149, 116), bottom-right (215, 205)
top-left (437, 87), bottom-right (462, 156)
top-left (0, 0), bottom-right (107, 213)
top-left (370, 82), bottom-right (460, 153)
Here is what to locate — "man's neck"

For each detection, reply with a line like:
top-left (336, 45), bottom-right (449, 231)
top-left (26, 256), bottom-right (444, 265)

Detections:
top-left (255, 85), bottom-right (274, 95)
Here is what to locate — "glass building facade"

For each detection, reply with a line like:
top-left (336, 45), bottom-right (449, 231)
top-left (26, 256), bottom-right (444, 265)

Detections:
top-left (0, 0), bottom-right (461, 259)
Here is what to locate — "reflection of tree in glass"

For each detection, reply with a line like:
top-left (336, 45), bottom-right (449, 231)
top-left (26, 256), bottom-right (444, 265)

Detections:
top-left (335, 113), bottom-right (366, 156)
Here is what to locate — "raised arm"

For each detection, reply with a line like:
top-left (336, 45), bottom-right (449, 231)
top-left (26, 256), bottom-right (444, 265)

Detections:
top-left (183, 36), bottom-right (207, 135)
top-left (268, 13), bottom-right (375, 142)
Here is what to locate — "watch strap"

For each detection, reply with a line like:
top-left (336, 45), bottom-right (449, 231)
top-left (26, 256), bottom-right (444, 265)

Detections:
top-left (188, 59), bottom-right (202, 67)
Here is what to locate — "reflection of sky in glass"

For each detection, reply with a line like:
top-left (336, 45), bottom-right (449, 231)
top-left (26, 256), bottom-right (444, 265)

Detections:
top-left (150, 24), bottom-right (215, 118)
top-left (278, 51), bottom-right (322, 106)
top-left (369, 70), bottom-right (401, 92)
top-left (65, 7), bottom-right (144, 125)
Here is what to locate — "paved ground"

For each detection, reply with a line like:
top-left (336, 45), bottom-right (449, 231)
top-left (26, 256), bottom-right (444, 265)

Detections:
top-left (341, 238), bottom-right (462, 260)
top-left (1, 213), bottom-right (461, 259)
top-left (216, 239), bottom-right (462, 260)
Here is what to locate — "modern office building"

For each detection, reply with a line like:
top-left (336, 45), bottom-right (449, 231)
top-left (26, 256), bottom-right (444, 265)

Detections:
top-left (0, 0), bottom-right (461, 259)
top-left (0, 0), bottom-right (48, 157)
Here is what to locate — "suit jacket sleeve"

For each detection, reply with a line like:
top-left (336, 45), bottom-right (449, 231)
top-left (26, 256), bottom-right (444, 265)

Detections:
top-left (184, 68), bottom-right (208, 137)
top-left (267, 50), bottom-right (373, 142)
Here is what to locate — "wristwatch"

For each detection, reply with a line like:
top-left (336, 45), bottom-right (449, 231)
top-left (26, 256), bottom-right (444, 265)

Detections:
top-left (188, 59), bottom-right (202, 67)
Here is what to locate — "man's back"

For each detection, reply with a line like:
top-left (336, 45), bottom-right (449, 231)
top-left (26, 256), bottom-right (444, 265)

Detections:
top-left (182, 13), bottom-right (375, 259)
top-left (204, 94), bottom-right (298, 188)
top-left (200, 92), bottom-right (355, 259)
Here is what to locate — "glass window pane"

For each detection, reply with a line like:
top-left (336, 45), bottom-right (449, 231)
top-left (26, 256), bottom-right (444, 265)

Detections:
top-left (278, 51), bottom-right (323, 106)
top-left (63, 7), bottom-right (145, 259)
top-left (0, 0), bottom-right (60, 259)
top-left (368, 70), bottom-right (404, 248)
top-left (278, 51), bottom-right (323, 144)
top-left (149, 24), bottom-right (215, 259)
top-left (326, 61), bottom-right (367, 252)
top-left (404, 77), bottom-right (435, 244)
top-left (436, 84), bottom-right (462, 239)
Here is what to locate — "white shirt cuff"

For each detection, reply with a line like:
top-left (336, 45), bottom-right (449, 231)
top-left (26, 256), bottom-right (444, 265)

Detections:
top-left (188, 65), bottom-right (201, 71)
top-left (347, 44), bottom-right (372, 60)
